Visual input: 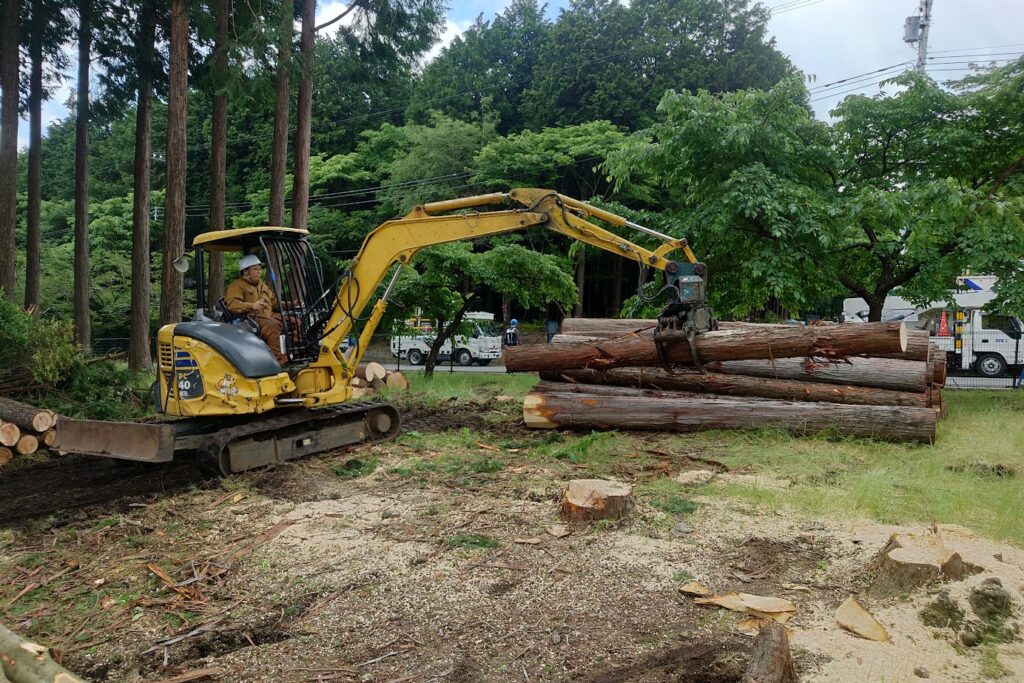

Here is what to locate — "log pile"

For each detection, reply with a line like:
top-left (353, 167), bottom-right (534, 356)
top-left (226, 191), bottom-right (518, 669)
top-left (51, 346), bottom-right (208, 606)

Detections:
top-left (349, 363), bottom-right (411, 399)
top-left (0, 397), bottom-right (57, 466)
top-left (516, 319), bottom-right (946, 443)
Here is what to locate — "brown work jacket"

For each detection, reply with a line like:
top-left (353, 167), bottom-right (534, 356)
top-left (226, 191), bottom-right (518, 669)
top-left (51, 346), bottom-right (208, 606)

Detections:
top-left (224, 277), bottom-right (279, 316)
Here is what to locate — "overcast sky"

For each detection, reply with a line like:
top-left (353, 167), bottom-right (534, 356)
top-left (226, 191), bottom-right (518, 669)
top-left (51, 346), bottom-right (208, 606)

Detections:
top-left (18, 0), bottom-right (1024, 148)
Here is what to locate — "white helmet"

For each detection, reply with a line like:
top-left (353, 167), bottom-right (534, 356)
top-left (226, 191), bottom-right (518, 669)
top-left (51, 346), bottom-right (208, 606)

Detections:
top-left (239, 254), bottom-right (262, 272)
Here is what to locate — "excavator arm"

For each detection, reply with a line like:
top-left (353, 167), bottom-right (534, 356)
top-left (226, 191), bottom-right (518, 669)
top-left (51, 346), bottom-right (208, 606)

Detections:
top-left (294, 189), bottom-right (712, 406)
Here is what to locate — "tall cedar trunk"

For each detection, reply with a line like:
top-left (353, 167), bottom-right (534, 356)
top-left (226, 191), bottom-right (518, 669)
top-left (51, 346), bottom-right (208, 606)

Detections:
top-left (129, 6), bottom-right (156, 370)
top-left (207, 0), bottom-right (229, 309)
top-left (268, 0), bottom-right (292, 226)
top-left (0, 0), bottom-right (17, 299)
top-left (160, 0), bottom-right (188, 325)
top-left (573, 248), bottom-right (585, 317)
top-left (73, 0), bottom-right (91, 347)
top-left (24, 0), bottom-right (42, 309)
top-left (290, 0), bottom-right (314, 229)
top-left (506, 321), bottom-right (908, 373)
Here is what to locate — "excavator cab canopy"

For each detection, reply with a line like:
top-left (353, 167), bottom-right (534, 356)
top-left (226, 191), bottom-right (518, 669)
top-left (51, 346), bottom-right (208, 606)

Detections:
top-left (184, 227), bottom-right (332, 363)
top-left (193, 226), bottom-right (310, 252)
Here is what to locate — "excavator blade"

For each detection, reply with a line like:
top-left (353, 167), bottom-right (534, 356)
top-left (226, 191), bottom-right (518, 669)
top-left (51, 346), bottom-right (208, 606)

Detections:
top-left (52, 418), bottom-right (177, 463)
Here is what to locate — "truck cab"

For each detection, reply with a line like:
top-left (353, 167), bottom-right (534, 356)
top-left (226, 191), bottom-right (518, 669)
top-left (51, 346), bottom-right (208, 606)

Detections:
top-left (390, 312), bottom-right (503, 366)
top-left (925, 309), bottom-right (1023, 378)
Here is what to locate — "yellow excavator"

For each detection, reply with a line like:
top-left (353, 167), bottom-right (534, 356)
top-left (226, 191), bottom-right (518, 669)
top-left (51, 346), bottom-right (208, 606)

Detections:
top-left (52, 189), bottom-right (713, 474)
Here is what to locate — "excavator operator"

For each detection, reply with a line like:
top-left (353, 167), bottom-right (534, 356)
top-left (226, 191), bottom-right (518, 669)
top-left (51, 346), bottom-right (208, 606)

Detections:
top-left (225, 254), bottom-right (288, 364)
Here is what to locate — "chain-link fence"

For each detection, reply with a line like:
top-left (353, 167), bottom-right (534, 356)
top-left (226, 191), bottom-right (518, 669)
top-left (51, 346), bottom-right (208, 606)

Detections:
top-left (944, 373), bottom-right (1020, 390)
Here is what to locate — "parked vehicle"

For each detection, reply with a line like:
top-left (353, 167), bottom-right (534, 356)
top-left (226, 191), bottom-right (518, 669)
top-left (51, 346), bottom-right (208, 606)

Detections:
top-left (842, 276), bottom-right (1022, 377)
top-left (390, 312), bottom-right (503, 366)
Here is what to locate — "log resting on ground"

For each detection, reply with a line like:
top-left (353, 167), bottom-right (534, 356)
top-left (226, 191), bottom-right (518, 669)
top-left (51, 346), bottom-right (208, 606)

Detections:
top-left (505, 322), bottom-right (907, 374)
top-left (0, 397), bottom-right (55, 432)
top-left (0, 622), bottom-right (87, 682)
top-left (741, 620), bottom-right (798, 683)
top-left (524, 384), bottom-right (936, 443)
top-left (539, 367), bottom-right (931, 407)
top-left (707, 356), bottom-right (931, 393)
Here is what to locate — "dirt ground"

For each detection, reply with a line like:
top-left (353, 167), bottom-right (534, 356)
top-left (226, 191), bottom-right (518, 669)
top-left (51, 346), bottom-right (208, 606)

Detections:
top-left (1, 401), bottom-right (1022, 682)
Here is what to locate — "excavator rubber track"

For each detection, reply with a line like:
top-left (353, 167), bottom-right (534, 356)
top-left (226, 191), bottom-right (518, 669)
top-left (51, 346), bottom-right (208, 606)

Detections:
top-left (52, 401), bottom-right (401, 477)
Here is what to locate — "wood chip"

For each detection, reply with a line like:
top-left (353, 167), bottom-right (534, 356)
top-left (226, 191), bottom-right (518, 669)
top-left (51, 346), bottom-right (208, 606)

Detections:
top-left (693, 592), bottom-right (797, 623)
top-left (513, 537), bottom-right (542, 545)
top-left (545, 524), bottom-right (571, 538)
top-left (678, 581), bottom-right (711, 596)
top-left (836, 596), bottom-right (890, 642)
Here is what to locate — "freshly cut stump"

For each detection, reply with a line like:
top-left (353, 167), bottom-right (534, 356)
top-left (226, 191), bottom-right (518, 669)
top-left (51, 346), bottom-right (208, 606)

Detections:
top-left (560, 479), bottom-right (634, 521)
top-left (868, 530), bottom-right (983, 598)
top-left (741, 620), bottom-right (798, 683)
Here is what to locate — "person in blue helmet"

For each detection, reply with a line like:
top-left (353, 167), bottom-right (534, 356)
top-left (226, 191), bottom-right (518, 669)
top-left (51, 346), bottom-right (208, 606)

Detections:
top-left (504, 318), bottom-right (521, 347)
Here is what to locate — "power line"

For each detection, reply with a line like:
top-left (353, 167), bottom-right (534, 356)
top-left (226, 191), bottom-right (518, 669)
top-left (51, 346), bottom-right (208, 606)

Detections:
top-left (769, 0), bottom-right (831, 16)
top-left (809, 61), bottom-right (912, 91)
top-left (808, 64), bottom-right (1011, 103)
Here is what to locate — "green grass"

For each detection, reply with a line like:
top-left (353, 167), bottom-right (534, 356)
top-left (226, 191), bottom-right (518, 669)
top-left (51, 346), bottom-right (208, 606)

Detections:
top-left (639, 479), bottom-right (699, 516)
top-left (391, 372), bottom-right (538, 403)
top-left (332, 457), bottom-right (378, 479)
top-left (677, 391), bottom-right (1024, 544)
top-left (447, 533), bottom-right (500, 550)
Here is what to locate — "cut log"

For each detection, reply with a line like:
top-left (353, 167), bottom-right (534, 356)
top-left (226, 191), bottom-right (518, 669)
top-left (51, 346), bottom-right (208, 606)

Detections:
top-left (560, 318), bottom-right (656, 337)
top-left (350, 386), bottom-right (371, 399)
top-left (351, 376), bottom-right (369, 389)
top-left (708, 357), bottom-right (929, 393)
top-left (560, 479), bottom-right (634, 521)
top-left (540, 368), bottom-right (930, 407)
top-left (369, 377), bottom-right (386, 391)
top-left (0, 396), bottom-right (55, 432)
top-left (40, 429), bottom-right (57, 447)
top-left (16, 434), bottom-right (39, 455)
top-left (505, 322), bottom-right (907, 373)
top-left (385, 371), bottom-right (410, 391)
top-left (0, 447), bottom-right (11, 466)
top-left (355, 362), bottom-right (387, 383)
top-left (741, 620), bottom-right (798, 683)
top-left (868, 329), bottom-right (931, 361)
top-left (0, 623), bottom-right (87, 682)
top-left (0, 421), bottom-right (19, 447)
top-left (524, 386), bottom-right (936, 443)
top-left (932, 358), bottom-right (947, 387)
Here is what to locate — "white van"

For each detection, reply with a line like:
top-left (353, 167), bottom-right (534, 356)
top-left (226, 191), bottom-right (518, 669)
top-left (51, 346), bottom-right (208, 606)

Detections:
top-left (390, 312), bottom-right (503, 366)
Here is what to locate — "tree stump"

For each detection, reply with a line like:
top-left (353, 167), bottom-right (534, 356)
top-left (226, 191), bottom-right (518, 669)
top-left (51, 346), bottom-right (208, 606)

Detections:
top-left (868, 530), bottom-right (983, 598)
top-left (741, 620), bottom-right (798, 683)
top-left (560, 479), bottom-right (634, 521)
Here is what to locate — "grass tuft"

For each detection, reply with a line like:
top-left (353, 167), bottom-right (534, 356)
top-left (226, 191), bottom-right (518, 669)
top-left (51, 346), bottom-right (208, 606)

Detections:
top-left (447, 534), bottom-right (500, 550)
top-left (333, 458), bottom-right (378, 480)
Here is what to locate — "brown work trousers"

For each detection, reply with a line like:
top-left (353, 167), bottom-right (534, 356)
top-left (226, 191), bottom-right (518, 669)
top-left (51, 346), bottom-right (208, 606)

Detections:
top-left (255, 313), bottom-right (288, 364)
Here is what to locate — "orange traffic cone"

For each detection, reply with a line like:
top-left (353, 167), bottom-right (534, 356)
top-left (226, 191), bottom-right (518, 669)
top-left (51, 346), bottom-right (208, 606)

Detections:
top-left (937, 310), bottom-right (951, 337)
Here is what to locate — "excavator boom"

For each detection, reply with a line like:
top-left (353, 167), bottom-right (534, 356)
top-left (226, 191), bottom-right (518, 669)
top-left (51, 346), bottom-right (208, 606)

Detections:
top-left (54, 189), bottom-right (710, 474)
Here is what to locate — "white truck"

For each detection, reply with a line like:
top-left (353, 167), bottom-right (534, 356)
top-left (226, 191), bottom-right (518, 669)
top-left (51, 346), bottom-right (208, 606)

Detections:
top-left (389, 311), bottom-right (503, 366)
top-left (843, 276), bottom-right (1023, 377)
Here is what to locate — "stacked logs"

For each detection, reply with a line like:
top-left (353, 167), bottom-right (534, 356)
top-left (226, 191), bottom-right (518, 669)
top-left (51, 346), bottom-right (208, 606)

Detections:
top-left (350, 362), bottom-right (411, 399)
top-left (0, 396), bottom-right (57, 466)
top-left (508, 319), bottom-right (946, 444)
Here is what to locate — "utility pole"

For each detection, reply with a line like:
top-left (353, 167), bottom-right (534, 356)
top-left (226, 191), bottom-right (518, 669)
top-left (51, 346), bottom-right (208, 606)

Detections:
top-left (903, 0), bottom-right (934, 74)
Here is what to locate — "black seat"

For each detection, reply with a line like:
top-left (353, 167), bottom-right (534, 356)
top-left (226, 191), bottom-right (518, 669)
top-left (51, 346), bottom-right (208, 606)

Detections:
top-left (174, 322), bottom-right (282, 378)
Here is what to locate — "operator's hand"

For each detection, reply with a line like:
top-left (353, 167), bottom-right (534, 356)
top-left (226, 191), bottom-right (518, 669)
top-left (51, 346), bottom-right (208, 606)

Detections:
top-left (253, 299), bottom-right (272, 315)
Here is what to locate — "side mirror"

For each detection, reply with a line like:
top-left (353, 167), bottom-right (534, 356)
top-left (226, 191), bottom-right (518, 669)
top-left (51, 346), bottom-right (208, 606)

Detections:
top-left (172, 254), bottom-right (191, 274)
